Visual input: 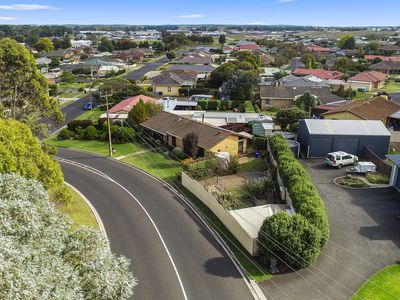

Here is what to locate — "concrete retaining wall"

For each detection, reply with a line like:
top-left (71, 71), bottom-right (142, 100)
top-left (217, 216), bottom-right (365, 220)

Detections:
top-left (181, 172), bottom-right (257, 255)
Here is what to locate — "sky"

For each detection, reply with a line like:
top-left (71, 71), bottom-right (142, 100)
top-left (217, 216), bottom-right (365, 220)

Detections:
top-left (0, 0), bottom-right (399, 27)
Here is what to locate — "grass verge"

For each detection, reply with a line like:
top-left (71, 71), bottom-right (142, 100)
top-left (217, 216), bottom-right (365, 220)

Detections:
top-left (239, 158), bottom-right (266, 173)
top-left (76, 107), bottom-right (104, 121)
top-left (45, 135), bottom-right (146, 157)
top-left (351, 265), bottom-right (400, 300)
top-left (56, 185), bottom-right (99, 231)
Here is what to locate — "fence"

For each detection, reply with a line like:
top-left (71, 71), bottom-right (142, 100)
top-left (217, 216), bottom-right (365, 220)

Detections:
top-left (362, 147), bottom-right (392, 177)
top-left (181, 172), bottom-right (257, 255)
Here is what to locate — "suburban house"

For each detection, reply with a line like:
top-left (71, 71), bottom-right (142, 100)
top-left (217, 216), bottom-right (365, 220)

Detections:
top-left (258, 86), bottom-right (342, 109)
top-left (386, 155), bottom-right (400, 191)
top-left (115, 49), bottom-right (145, 62)
top-left (298, 119), bottom-right (391, 158)
top-left (36, 57), bottom-right (52, 66)
top-left (365, 55), bottom-right (400, 62)
top-left (285, 58), bottom-right (305, 72)
top-left (260, 54), bottom-right (275, 66)
top-left (346, 70), bottom-right (387, 91)
top-left (176, 54), bottom-right (213, 65)
top-left (61, 59), bottom-right (120, 77)
top-left (370, 61), bottom-right (400, 75)
top-left (99, 94), bottom-right (157, 122)
top-left (44, 48), bottom-right (76, 60)
top-left (167, 64), bottom-right (215, 79)
top-left (305, 44), bottom-right (332, 53)
top-left (379, 45), bottom-right (400, 55)
top-left (277, 74), bottom-right (331, 88)
top-left (321, 96), bottom-right (400, 125)
top-left (292, 68), bottom-right (344, 80)
top-left (140, 111), bottom-right (249, 156)
top-left (152, 71), bottom-right (197, 96)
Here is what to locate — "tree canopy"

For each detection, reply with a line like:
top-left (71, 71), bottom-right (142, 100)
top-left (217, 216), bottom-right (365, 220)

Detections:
top-left (339, 34), bottom-right (356, 49)
top-left (0, 118), bottom-right (64, 189)
top-left (276, 106), bottom-right (309, 131)
top-left (34, 37), bottom-right (54, 52)
top-left (0, 173), bottom-right (136, 299)
top-left (295, 92), bottom-right (321, 112)
top-left (0, 38), bottom-right (63, 133)
top-left (220, 70), bottom-right (259, 102)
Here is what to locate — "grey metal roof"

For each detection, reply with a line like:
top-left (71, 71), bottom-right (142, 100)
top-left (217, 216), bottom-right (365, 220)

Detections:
top-left (303, 119), bottom-right (391, 136)
top-left (168, 64), bottom-right (215, 73)
top-left (386, 155), bottom-right (400, 167)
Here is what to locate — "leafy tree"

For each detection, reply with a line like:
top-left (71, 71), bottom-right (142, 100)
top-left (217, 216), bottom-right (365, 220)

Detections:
top-left (0, 118), bottom-right (63, 189)
top-left (339, 34), bottom-right (356, 49)
top-left (258, 212), bottom-right (322, 269)
top-left (220, 70), bottom-right (259, 101)
top-left (274, 71), bottom-right (288, 80)
top-left (371, 57), bottom-right (382, 65)
top-left (301, 52), bottom-right (318, 69)
top-left (60, 71), bottom-right (76, 83)
top-left (333, 57), bottom-right (357, 74)
top-left (98, 36), bottom-right (114, 52)
top-left (182, 132), bottom-right (199, 158)
top-left (208, 62), bottom-right (240, 88)
top-left (276, 106), bottom-right (309, 131)
top-left (0, 38), bottom-right (63, 132)
top-left (34, 37), bottom-right (54, 52)
top-left (358, 47), bottom-right (366, 58)
top-left (219, 34), bottom-right (226, 44)
top-left (166, 51), bottom-right (176, 60)
top-left (0, 173), bottom-right (136, 299)
top-left (61, 34), bottom-right (71, 49)
top-left (295, 92), bottom-right (321, 112)
top-left (367, 41), bottom-right (380, 54)
top-left (128, 99), bottom-right (148, 124)
top-left (26, 33), bottom-right (39, 45)
top-left (52, 37), bottom-right (62, 49)
top-left (50, 57), bottom-right (60, 68)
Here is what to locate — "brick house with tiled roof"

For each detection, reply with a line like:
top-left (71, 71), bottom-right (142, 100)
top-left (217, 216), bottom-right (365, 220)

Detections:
top-left (346, 70), bottom-right (387, 91)
top-left (292, 68), bottom-right (344, 80)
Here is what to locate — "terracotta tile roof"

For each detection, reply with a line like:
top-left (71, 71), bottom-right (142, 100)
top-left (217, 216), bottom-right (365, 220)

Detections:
top-left (140, 111), bottom-right (237, 149)
top-left (306, 44), bottom-right (331, 53)
top-left (292, 68), bottom-right (344, 79)
top-left (321, 96), bottom-right (400, 121)
top-left (365, 55), bottom-right (400, 62)
top-left (370, 61), bottom-right (400, 71)
top-left (348, 70), bottom-right (387, 83)
top-left (108, 94), bottom-right (157, 114)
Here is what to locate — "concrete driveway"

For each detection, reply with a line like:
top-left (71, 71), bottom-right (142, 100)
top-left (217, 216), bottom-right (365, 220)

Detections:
top-left (260, 159), bottom-right (400, 300)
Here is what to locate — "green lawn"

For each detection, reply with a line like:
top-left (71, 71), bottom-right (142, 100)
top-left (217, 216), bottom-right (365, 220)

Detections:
top-left (239, 158), bottom-right (267, 173)
top-left (59, 92), bottom-right (83, 98)
top-left (59, 82), bottom-right (88, 89)
top-left (45, 135), bottom-right (145, 157)
top-left (76, 107), bottom-right (104, 121)
top-left (352, 81), bottom-right (400, 100)
top-left (122, 151), bottom-right (181, 182)
top-left (56, 185), bottom-right (99, 231)
top-left (351, 265), bottom-right (400, 300)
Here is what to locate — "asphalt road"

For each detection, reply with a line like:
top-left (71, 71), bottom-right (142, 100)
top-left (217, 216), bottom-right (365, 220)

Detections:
top-left (124, 56), bottom-right (168, 81)
top-left (57, 148), bottom-right (254, 300)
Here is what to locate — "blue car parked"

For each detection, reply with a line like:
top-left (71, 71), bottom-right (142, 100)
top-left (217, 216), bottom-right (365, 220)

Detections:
top-left (83, 102), bottom-right (94, 110)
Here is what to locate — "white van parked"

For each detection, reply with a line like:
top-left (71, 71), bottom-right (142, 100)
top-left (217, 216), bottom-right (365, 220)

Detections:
top-left (325, 151), bottom-right (358, 168)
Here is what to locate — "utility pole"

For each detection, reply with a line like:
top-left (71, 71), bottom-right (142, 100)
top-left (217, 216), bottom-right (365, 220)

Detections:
top-left (101, 91), bottom-right (113, 157)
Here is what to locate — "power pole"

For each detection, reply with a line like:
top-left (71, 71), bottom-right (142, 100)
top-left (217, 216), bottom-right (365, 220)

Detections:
top-left (101, 91), bottom-right (113, 157)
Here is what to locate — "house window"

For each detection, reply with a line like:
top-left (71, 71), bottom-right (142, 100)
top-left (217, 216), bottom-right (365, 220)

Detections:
top-left (171, 136), bottom-right (176, 147)
top-left (168, 87), bottom-right (171, 92)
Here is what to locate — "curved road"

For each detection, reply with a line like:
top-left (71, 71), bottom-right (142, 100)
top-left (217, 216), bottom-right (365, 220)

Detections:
top-left (57, 148), bottom-right (254, 300)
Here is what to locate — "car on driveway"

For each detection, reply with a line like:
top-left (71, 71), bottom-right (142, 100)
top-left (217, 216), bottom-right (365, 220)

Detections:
top-left (83, 102), bottom-right (94, 110)
top-left (325, 151), bottom-right (358, 168)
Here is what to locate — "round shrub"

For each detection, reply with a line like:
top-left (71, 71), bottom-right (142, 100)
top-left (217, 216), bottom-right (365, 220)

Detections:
top-left (172, 147), bottom-right (185, 160)
top-left (58, 128), bottom-right (73, 140)
top-left (83, 125), bottom-right (98, 140)
top-left (258, 212), bottom-right (322, 269)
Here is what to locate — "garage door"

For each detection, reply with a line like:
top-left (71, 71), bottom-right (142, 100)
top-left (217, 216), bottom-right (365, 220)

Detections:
top-left (333, 138), bottom-right (360, 156)
top-left (309, 137), bottom-right (333, 157)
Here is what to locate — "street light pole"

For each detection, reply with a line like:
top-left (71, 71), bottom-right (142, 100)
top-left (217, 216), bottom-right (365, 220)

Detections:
top-left (101, 91), bottom-right (113, 157)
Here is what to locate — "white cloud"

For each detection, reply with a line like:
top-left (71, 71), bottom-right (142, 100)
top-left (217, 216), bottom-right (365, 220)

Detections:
top-left (277, 0), bottom-right (295, 3)
top-left (0, 4), bottom-right (57, 10)
top-left (177, 14), bottom-right (204, 19)
top-left (0, 16), bottom-right (17, 20)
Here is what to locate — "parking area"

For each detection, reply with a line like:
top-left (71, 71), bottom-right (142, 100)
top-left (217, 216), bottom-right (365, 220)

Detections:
top-left (261, 159), bottom-right (400, 300)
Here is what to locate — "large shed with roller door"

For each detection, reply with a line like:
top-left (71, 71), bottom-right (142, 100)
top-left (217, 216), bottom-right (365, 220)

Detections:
top-left (298, 119), bottom-right (391, 158)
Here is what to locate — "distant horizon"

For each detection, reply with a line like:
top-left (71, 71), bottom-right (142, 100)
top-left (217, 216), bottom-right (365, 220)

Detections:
top-left (0, 0), bottom-right (400, 27)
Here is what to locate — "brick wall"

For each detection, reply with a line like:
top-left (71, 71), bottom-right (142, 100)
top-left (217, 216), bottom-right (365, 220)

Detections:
top-left (362, 147), bottom-right (392, 177)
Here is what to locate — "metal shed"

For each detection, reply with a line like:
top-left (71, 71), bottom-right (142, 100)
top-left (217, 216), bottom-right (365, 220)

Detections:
top-left (298, 119), bottom-right (391, 158)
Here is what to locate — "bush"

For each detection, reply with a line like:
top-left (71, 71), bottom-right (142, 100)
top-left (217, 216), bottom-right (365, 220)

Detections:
top-left (231, 100), bottom-right (242, 109)
top-left (83, 125), bottom-right (98, 140)
top-left (245, 177), bottom-right (272, 198)
top-left (366, 172), bottom-right (389, 184)
top-left (227, 156), bottom-right (239, 174)
top-left (258, 212), bottom-right (322, 269)
top-left (260, 133), bottom-right (330, 266)
top-left (207, 100), bottom-right (221, 110)
top-left (197, 100), bottom-right (208, 110)
top-left (67, 119), bottom-right (94, 132)
top-left (58, 128), bottom-right (73, 140)
top-left (184, 158), bottom-right (217, 180)
top-left (49, 184), bottom-right (73, 206)
top-left (110, 126), bottom-right (136, 144)
top-left (172, 147), bottom-right (185, 160)
top-left (243, 101), bottom-right (255, 113)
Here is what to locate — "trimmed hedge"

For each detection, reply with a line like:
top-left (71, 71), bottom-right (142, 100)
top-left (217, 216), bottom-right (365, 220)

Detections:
top-left (183, 157), bottom-right (217, 180)
top-left (258, 134), bottom-right (329, 269)
top-left (67, 120), bottom-right (94, 132)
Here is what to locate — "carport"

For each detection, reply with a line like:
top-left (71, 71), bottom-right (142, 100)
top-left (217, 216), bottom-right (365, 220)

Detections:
top-left (387, 155), bottom-right (400, 191)
top-left (298, 119), bottom-right (391, 158)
